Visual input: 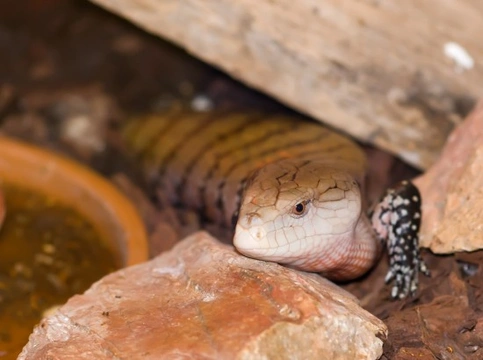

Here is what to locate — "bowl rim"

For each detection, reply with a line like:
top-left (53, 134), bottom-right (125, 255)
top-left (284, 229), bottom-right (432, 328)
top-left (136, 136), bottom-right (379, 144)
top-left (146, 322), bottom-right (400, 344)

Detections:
top-left (0, 135), bottom-right (149, 267)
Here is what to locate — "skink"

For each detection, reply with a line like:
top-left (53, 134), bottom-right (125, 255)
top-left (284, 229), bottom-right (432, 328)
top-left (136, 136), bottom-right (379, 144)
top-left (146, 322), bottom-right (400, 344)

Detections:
top-left (123, 111), bottom-right (428, 298)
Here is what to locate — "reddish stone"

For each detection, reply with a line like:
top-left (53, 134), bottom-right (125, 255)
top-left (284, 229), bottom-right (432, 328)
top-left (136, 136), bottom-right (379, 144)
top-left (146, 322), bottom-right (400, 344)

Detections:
top-left (19, 232), bottom-right (386, 359)
top-left (415, 99), bottom-right (483, 253)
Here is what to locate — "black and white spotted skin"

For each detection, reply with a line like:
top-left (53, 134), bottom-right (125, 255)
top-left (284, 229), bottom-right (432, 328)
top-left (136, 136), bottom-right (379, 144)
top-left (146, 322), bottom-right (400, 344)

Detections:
top-left (371, 180), bottom-right (429, 299)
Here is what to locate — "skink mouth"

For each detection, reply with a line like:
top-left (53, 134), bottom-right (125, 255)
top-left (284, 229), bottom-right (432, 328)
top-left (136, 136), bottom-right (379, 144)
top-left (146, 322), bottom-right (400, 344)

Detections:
top-left (233, 227), bottom-right (298, 265)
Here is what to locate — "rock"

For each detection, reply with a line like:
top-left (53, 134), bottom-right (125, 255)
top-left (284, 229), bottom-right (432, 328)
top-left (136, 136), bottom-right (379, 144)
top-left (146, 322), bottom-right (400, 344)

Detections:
top-left (19, 232), bottom-right (386, 359)
top-left (415, 100), bottom-right (483, 253)
top-left (54, 93), bottom-right (116, 157)
top-left (89, 0), bottom-right (483, 169)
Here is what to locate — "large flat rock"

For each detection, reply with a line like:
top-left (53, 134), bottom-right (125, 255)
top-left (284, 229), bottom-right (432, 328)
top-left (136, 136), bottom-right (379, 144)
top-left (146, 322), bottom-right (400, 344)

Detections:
top-left (89, 0), bottom-right (483, 169)
top-left (416, 99), bottom-right (483, 253)
top-left (19, 232), bottom-right (386, 359)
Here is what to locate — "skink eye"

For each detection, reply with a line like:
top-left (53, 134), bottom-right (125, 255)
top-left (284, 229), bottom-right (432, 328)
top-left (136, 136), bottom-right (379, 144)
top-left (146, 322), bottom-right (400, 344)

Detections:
top-left (291, 200), bottom-right (309, 217)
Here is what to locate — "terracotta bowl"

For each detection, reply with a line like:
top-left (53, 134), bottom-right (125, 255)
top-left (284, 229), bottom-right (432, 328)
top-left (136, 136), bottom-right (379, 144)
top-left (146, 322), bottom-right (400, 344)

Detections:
top-left (0, 136), bottom-right (148, 267)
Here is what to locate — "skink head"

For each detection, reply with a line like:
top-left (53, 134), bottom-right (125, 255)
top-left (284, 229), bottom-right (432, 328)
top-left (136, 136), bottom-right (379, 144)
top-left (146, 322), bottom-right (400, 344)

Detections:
top-left (233, 159), bottom-right (364, 273)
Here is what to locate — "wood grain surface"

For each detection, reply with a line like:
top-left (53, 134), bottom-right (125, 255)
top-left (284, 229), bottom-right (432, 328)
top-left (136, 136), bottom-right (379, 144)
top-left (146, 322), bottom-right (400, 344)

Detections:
top-left (91, 0), bottom-right (483, 169)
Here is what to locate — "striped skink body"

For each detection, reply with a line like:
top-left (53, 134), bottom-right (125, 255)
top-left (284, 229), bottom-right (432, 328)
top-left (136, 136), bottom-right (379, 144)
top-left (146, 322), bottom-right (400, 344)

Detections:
top-left (123, 111), bottom-right (428, 299)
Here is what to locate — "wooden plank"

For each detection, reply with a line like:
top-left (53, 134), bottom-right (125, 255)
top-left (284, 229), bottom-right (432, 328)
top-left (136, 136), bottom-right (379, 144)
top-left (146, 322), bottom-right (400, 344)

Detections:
top-left (90, 0), bottom-right (483, 169)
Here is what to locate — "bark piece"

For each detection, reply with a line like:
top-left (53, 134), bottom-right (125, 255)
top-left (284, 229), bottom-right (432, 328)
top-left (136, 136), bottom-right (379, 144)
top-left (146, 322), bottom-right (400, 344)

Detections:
top-left (415, 100), bottom-right (483, 253)
top-left (88, 0), bottom-right (483, 169)
top-left (384, 295), bottom-right (483, 359)
top-left (19, 232), bottom-right (386, 359)
top-left (0, 185), bottom-right (4, 229)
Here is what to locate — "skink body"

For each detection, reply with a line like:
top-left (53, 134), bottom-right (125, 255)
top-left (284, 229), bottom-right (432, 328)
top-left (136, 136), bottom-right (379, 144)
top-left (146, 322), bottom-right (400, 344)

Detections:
top-left (123, 111), bottom-right (427, 298)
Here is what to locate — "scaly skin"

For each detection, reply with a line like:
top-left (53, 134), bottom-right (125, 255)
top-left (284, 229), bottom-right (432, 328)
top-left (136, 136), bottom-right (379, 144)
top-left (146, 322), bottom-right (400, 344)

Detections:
top-left (233, 158), bottom-right (380, 281)
top-left (123, 111), bottom-right (427, 298)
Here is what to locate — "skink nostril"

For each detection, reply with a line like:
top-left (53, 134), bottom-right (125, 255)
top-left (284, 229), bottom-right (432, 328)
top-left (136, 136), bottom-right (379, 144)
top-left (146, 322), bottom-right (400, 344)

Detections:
top-left (249, 226), bottom-right (266, 241)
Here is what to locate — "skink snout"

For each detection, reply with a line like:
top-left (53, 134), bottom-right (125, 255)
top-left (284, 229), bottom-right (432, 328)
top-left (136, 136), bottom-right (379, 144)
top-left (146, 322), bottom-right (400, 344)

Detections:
top-left (238, 212), bottom-right (266, 241)
top-left (234, 211), bottom-right (267, 255)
